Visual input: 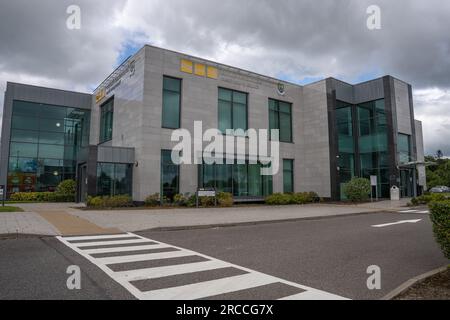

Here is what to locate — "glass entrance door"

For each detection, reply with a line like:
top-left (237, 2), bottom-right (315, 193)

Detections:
top-left (400, 169), bottom-right (414, 198)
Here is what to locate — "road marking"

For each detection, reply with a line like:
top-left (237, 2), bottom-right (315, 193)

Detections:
top-left (57, 232), bottom-right (348, 300)
top-left (83, 244), bottom-right (170, 255)
top-left (75, 238), bottom-right (150, 248)
top-left (372, 219), bottom-right (422, 228)
top-left (63, 234), bottom-right (134, 242)
top-left (398, 209), bottom-right (429, 214)
top-left (114, 260), bottom-right (230, 282)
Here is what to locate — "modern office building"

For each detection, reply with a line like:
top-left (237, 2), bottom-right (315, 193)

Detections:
top-left (0, 45), bottom-right (426, 202)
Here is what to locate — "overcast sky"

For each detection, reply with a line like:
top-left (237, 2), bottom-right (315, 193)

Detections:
top-left (0, 0), bottom-right (449, 156)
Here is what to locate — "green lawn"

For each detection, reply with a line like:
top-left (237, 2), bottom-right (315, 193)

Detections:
top-left (0, 206), bottom-right (24, 212)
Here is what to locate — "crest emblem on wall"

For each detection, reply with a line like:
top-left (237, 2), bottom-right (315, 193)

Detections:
top-left (277, 83), bottom-right (286, 96)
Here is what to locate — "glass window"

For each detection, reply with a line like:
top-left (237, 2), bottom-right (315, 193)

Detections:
top-left (269, 99), bottom-right (292, 143)
top-left (161, 150), bottom-right (180, 201)
top-left (218, 88), bottom-right (248, 133)
top-left (162, 76), bottom-right (181, 129)
top-left (12, 116), bottom-right (39, 131)
top-left (39, 132), bottom-right (65, 145)
top-left (398, 134), bottom-right (411, 164)
top-left (7, 100), bottom-right (90, 198)
top-left (283, 159), bottom-right (294, 193)
top-left (99, 98), bottom-right (114, 143)
top-left (199, 160), bottom-right (273, 197)
top-left (96, 163), bottom-right (132, 197)
top-left (10, 142), bottom-right (38, 158)
top-left (38, 144), bottom-right (65, 159)
top-left (11, 129), bottom-right (38, 143)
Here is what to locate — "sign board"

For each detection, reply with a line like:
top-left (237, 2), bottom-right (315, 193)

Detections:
top-left (198, 189), bottom-right (216, 197)
top-left (370, 175), bottom-right (378, 187)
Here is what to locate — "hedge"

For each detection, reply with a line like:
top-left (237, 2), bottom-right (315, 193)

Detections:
top-left (411, 193), bottom-right (449, 205)
top-left (265, 192), bottom-right (319, 205)
top-left (87, 195), bottom-right (134, 208)
top-left (429, 200), bottom-right (450, 259)
top-left (10, 179), bottom-right (76, 203)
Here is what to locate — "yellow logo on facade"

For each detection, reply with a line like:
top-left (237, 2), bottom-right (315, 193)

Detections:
top-left (181, 59), bottom-right (218, 79)
top-left (95, 88), bottom-right (106, 104)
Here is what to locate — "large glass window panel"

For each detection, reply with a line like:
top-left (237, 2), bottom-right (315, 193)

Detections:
top-left (269, 99), bottom-right (292, 143)
top-left (10, 142), bottom-right (38, 158)
top-left (218, 100), bottom-right (232, 133)
top-left (161, 150), bottom-right (180, 201)
top-left (97, 163), bottom-right (114, 196)
top-left (233, 103), bottom-right (247, 131)
top-left (40, 105), bottom-right (67, 119)
top-left (12, 116), bottom-right (39, 131)
top-left (216, 164), bottom-right (233, 193)
top-left (218, 88), bottom-right (248, 132)
top-left (398, 134), bottom-right (411, 163)
top-left (283, 159), bottom-right (294, 193)
top-left (233, 164), bottom-right (248, 196)
top-left (114, 164), bottom-right (133, 196)
top-left (40, 118), bottom-right (65, 133)
top-left (11, 129), bottom-right (38, 143)
top-left (39, 132), bottom-right (65, 145)
top-left (12, 101), bottom-right (39, 117)
top-left (38, 144), bottom-right (65, 159)
top-left (100, 99), bottom-right (114, 143)
top-left (9, 158), bottom-right (38, 173)
top-left (248, 164), bottom-right (262, 196)
top-left (162, 76), bottom-right (181, 129)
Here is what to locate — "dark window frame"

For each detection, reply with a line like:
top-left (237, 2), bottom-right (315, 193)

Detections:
top-left (283, 159), bottom-right (294, 193)
top-left (218, 87), bottom-right (249, 134)
top-left (269, 98), bottom-right (293, 143)
top-left (99, 97), bottom-right (114, 144)
top-left (162, 75), bottom-right (182, 130)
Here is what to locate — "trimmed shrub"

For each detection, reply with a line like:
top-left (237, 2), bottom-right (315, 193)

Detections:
top-left (199, 196), bottom-right (216, 207)
top-left (56, 180), bottom-right (76, 198)
top-left (411, 194), bottom-right (448, 205)
top-left (429, 200), bottom-right (450, 259)
top-left (291, 193), bottom-right (311, 205)
top-left (265, 193), bottom-right (292, 205)
top-left (217, 192), bottom-right (233, 207)
top-left (173, 194), bottom-right (188, 206)
top-left (343, 178), bottom-right (371, 202)
top-left (144, 193), bottom-right (161, 207)
top-left (87, 195), bottom-right (133, 208)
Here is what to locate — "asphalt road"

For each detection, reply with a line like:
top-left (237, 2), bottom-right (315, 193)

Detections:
top-left (0, 210), bottom-right (447, 300)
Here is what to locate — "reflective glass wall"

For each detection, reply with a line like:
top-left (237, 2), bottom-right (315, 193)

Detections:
top-left (335, 99), bottom-right (390, 199)
top-left (96, 163), bottom-right (133, 196)
top-left (7, 100), bottom-right (90, 195)
top-left (199, 161), bottom-right (273, 197)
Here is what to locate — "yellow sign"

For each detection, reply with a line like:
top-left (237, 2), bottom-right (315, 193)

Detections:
top-left (194, 63), bottom-right (206, 76)
top-left (95, 88), bottom-right (106, 104)
top-left (207, 66), bottom-right (218, 79)
top-left (181, 58), bottom-right (218, 79)
top-left (181, 59), bottom-right (193, 74)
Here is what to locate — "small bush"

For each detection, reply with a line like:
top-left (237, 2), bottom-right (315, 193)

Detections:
top-left (429, 200), bottom-right (450, 259)
top-left (56, 180), bottom-right (76, 197)
top-left (217, 192), bottom-right (233, 207)
top-left (186, 195), bottom-right (197, 207)
top-left (144, 193), bottom-right (161, 207)
top-left (343, 178), bottom-right (371, 202)
top-left (265, 193), bottom-right (292, 205)
top-left (291, 193), bottom-right (311, 205)
top-left (87, 195), bottom-right (133, 208)
top-left (411, 194), bottom-right (448, 205)
top-left (199, 196), bottom-right (216, 207)
top-left (173, 194), bottom-right (188, 206)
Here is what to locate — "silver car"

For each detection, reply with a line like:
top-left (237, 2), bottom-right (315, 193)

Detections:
top-left (429, 186), bottom-right (450, 193)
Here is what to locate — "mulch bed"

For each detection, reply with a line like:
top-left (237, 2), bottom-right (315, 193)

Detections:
top-left (395, 268), bottom-right (450, 300)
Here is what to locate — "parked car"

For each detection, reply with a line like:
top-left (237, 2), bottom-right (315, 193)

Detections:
top-left (429, 186), bottom-right (450, 193)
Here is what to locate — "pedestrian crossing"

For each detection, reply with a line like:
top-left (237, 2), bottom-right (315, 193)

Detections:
top-left (398, 209), bottom-right (430, 214)
top-left (57, 232), bottom-right (348, 300)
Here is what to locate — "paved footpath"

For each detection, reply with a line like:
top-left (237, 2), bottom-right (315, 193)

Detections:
top-left (1, 200), bottom-right (412, 237)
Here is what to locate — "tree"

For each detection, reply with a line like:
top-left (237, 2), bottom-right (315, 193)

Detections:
top-left (436, 150), bottom-right (443, 159)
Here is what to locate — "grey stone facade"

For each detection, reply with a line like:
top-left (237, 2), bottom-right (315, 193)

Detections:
top-left (1, 45), bottom-right (426, 201)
